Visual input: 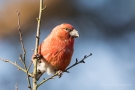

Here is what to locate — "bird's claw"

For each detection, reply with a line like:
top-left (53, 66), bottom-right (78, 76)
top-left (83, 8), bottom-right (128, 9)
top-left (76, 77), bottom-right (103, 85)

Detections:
top-left (33, 53), bottom-right (43, 60)
top-left (56, 70), bottom-right (63, 78)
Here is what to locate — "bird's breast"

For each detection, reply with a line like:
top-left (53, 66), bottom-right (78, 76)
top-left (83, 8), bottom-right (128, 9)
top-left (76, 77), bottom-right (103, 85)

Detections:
top-left (42, 43), bottom-right (73, 71)
top-left (40, 37), bottom-right (74, 71)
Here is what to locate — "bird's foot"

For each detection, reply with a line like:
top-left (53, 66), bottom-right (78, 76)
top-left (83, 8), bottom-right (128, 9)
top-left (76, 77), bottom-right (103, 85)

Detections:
top-left (33, 53), bottom-right (43, 61)
top-left (56, 70), bottom-right (63, 78)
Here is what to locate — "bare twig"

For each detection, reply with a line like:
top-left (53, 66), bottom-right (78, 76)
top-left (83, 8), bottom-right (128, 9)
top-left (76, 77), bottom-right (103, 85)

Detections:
top-left (37, 53), bottom-right (92, 87)
top-left (37, 73), bottom-right (58, 87)
top-left (17, 11), bottom-right (32, 90)
top-left (15, 83), bottom-right (18, 90)
top-left (19, 55), bottom-right (32, 90)
top-left (16, 11), bottom-right (26, 58)
top-left (0, 58), bottom-right (33, 77)
top-left (27, 61), bottom-right (33, 71)
top-left (65, 53), bottom-right (92, 72)
top-left (33, 0), bottom-right (46, 90)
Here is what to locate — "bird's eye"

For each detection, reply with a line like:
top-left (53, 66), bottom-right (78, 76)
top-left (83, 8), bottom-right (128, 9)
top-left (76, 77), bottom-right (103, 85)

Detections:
top-left (65, 28), bottom-right (71, 32)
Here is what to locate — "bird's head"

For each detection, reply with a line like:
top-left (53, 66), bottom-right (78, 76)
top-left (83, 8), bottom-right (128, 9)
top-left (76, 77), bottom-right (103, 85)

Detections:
top-left (52, 23), bottom-right (79, 40)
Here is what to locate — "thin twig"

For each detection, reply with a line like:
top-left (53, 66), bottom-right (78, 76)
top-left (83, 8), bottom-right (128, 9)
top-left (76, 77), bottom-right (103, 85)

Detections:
top-left (17, 11), bottom-right (32, 90)
top-left (37, 73), bottom-right (58, 87)
top-left (27, 61), bottom-right (33, 71)
top-left (15, 83), bottom-right (18, 90)
top-left (37, 53), bottom-right (92, 87)
top-left (0, 58), bottom-right (33, 77)
top-left (19, 55), bottom-right (32, 90)
top-left (16, 11), bottom-right (26, 58)
top-left (65, 53), bottom-right (92, 71)
top-left (33, 0), bottom-right (46, 90)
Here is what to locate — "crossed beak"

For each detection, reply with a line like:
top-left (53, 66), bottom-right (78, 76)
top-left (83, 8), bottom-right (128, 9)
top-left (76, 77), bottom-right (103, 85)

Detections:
top-left (70, 29), bottom-right (79, 38)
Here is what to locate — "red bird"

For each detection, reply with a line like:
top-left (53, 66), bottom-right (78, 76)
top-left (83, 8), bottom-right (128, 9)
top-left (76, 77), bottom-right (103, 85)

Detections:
top-left (33, 23), bottom-right (79, 80)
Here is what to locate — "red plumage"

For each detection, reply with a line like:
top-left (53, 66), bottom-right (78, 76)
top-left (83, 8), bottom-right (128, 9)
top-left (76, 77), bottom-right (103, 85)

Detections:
top-left (33, 23), bottom-right (79, 80)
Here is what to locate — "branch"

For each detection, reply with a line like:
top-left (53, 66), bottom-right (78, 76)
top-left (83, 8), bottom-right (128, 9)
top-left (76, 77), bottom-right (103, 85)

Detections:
top-left (0, 58), bottom-right (33, 77)
top-left (17, 11), bottom-right (32, 90)
top-left (19, 55), bottom-right (32, 89)
top-left (16, 11), bottom-right (26, 57)
top-left (27, 61), bottom-right (33, 71)
top-left (37, 53), bottom-right (92, 87)
top-left (65, 53), bottom-right (92, 72)
top-left (33, 0), bottom-right (46, 90)
top-left (37, 73), bottom-right (57, 87)
top-left (15, 83), bottom-right (18, 90)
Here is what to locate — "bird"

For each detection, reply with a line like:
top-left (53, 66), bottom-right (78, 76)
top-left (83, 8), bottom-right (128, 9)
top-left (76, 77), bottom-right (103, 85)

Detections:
top-left (32, 23), bottom-right (79, 80)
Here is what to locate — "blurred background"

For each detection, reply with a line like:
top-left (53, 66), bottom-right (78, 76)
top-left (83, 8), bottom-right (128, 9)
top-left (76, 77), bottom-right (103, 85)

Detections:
top-left (0, 0), bottom-right (135, 90)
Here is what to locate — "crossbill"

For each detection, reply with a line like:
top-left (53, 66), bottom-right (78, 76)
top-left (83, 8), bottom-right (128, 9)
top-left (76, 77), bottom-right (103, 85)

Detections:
top-left (33, 23), bottom-right (79, 80)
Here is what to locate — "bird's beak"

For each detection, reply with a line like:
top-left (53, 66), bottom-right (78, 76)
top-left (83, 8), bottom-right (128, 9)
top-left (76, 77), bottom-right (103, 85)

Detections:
top-left (70, 29), bottom-right (79, 38)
